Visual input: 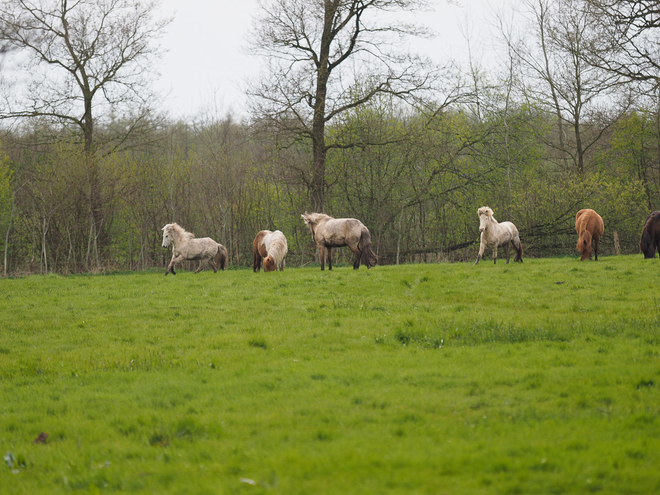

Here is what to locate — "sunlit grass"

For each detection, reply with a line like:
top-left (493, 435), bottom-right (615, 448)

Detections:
top-left (1, 256), bottom-right (659, 493)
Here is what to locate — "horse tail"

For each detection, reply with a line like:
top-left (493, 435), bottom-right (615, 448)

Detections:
top-left (514, 238), bottom-right (523, 262)
top-left (215, 244), bottom-right (228, 270)
top-left (359, 227), bottom-right (377, 268)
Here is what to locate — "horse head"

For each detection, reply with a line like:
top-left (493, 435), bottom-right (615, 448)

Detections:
top-left (577, 230), bottom-right (593, 260)
top-left (162, 224), bottom-right (173, 248)
top-left (477, 207), bottom-right (493, 233)
top-left (162, 222), bottom-right (181, 248)
top-left (263, 255), bottom-right (276, 272)
top-left (301, 212), bottom-right (327, 240)
top-left (640, 229), bottom-right (655, 258)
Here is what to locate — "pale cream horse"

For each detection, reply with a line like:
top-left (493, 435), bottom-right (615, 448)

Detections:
top-left (474, 207), bottom-right (523, 265)
top-left (161, 223), bottom-right (227, 275)
top-left (301, 212), bottom-right (377, 270)
top-left (262, 230), bottom-right (288, 272)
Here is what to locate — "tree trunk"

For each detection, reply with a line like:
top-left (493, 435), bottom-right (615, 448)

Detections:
top-left (83, 93), bottom-right (104, 268)
top-left (309, 2), bottom-right (335, 213)
top-left (3, 191), bottom-right (15, 276)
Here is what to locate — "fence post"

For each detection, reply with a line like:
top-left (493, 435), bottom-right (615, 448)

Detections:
top-left (613, 231), bottom-right (621, 255)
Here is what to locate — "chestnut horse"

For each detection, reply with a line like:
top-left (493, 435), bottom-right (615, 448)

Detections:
top-left (301, 212), bottom-right (377, 270)
top-left (474, 207), bottom-right (523, 265)
top-left (162, 223), bottom-right (227, 275)
top-left (575, 209), bottom-right (604, 261)
top-left (640, 211), bottom-right (660, 259)
top-left (253, 230), bottom-right (288, 272)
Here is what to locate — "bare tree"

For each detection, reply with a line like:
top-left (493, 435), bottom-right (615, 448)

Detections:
top-left (507, 0), bottom-right (627, 174)
top-left (248, 0), bottom-right (441, 211)
top-left (586, 0), bottom-right (660, 85)
top-left (0, 0), bottom-right (170, 263)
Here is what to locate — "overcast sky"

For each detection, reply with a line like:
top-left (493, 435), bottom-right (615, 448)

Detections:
top-left (154, 0), bottom-right (505, 119)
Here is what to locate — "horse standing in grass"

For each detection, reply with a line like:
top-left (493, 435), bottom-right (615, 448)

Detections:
top-left (253, 230), bottom-right (288, 272)
top-left (301, 212), bottom-right (377, 270)
top-left (161, 223), bottom-right (227, 275)
top-left (575, 209), bottom-right (604, 261)
top-left (640, 211), bottom-right (660, 259)
top-left (474, 207), bottom-right (523, 265)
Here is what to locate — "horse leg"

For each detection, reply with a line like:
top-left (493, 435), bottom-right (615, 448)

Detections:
top-left (493, 245), bottom-right (498, 264)
top-left (594, 236), bottom-right (600, 261)
top-left (474, 238), bottom-right (485, 265)
top-left (503, 243), bottom-right (511, 264)
top-left (194, 260), bottom-right (206, 274)
top-left (166, 255), bottom-right (184, 275)
top-left (350, 244), bottom-right (361, 269)
top-left (319, 245), bottom-right (325, 270)
top-left (327, 247), bottom-right (333, 270)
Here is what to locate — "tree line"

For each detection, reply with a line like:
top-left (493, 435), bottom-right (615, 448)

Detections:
top-left (0, 0), bottom-right (658, 275)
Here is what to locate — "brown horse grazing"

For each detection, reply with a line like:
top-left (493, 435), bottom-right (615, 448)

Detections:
top-left (253, 230), bottom-right (288, 272)
top-left (575, 209), bottom-right (604, 261)
top-left (640, 211), bottom-right (660, 259)
top-left (301, 212), bottom-right (377, 270)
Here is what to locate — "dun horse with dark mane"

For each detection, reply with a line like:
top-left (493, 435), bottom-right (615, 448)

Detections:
top-left (162, 223), bottom-right (227, 275)
top-left (640, 211), bottom-right (660, 259)
top-left (575, 209), bottom-right (604, 261)
top-left (301, 212), bottom-right (377, 270)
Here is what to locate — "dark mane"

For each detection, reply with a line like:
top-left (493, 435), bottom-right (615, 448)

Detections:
top-left (640, 211), bottom-right (660, 259)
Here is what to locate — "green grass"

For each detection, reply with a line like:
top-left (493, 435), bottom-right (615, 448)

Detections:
top-left (1, 255), bottom-right (660, 494)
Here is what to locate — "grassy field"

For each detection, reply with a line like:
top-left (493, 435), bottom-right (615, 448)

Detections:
top-left (1, 255), bottom-right (659, 494)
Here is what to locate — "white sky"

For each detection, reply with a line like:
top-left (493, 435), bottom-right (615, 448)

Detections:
top-left (154, 0), bottom-right (507, 119)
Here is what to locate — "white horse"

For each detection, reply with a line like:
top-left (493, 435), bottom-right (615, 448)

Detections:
top-left (474, 207), bottom-right (523, 265)
top-left (161, 223), bottom-right (227, 275)
top-left (262, 230), bottom-right (288, 272)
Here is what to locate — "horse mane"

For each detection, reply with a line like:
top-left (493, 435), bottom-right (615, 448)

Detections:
top-left (640, 211), bottom-right (660, 257)
top-left (263, 230), bottom-right (287, 271)
top-left (478, 207), bottom-right (494, 219)
top-left (640, 227), bottom-right (652, 251)
top-left (266, 231), bottom-right (287, 260)
top-left (301, 212), bottom-right (334, 225)
top-left (163, 223), bottom-right (195, 243)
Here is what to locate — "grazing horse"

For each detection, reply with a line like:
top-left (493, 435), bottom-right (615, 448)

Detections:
top-left (301, 212), bottom-right (377, 270)
top-left (474, 207), bottom-right (523, 265)
top-left (640, 211), bottom-right (660, 259)
top-left (575, 209), bottom-right (604, 261)
top-left (253, 230), bottom-right (288, 272)
top-left (161, 223), bottom-right (227, 275)
top-left (253, 230), bottom-right (269, 272)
